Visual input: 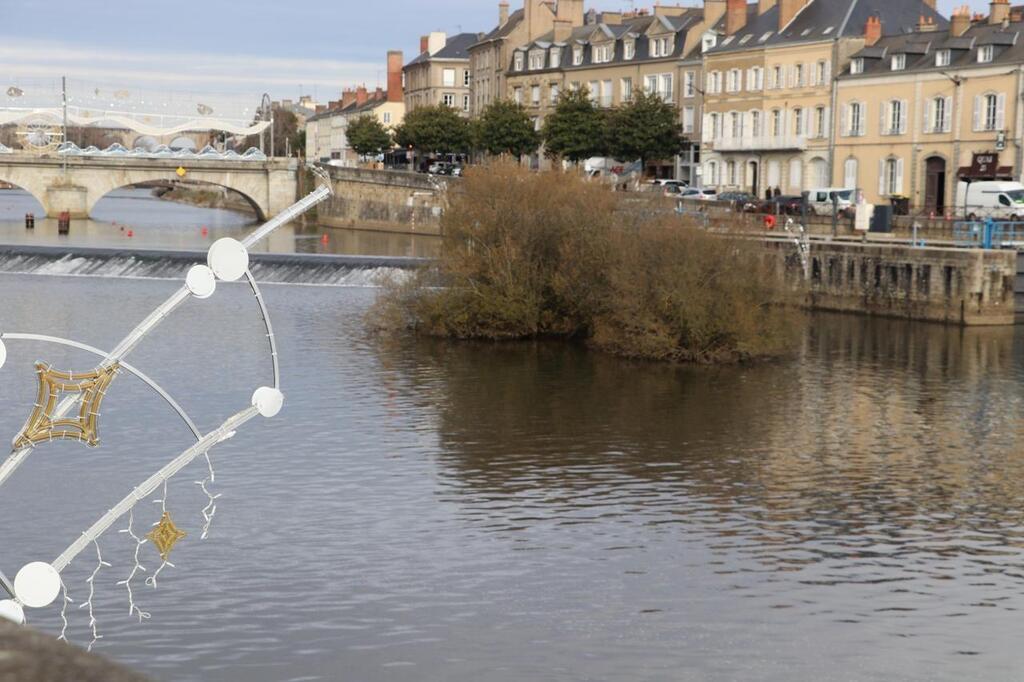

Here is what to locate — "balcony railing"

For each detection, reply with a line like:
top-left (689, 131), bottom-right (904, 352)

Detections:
top-left (711, 135), bottom-right (807, 152)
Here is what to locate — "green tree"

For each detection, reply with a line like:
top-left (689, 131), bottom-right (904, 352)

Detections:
top-left (605, 90), bottom-right (686, 172)
top-left (541, 87), bottom-right (607, 164)
top-left (346, 115), bottom-right (392, 158)
top-left (392, 104), bottom-right (471, 156)
top-left (474, 100), bottom-right (540, 158)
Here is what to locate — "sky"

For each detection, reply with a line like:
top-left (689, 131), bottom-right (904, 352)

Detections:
top-left (0, 0), bottom-right (999, 112)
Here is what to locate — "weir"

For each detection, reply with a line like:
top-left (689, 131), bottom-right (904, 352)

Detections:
top-left (0, 245), bottom-right (423, 287)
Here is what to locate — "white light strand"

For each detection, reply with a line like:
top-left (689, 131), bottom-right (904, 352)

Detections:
top-left (195, 450), bottom-right (221, 540)
top-left (78, 541), bottom-right (111, 651)
top-left (57, 579), bottom-right (73, 642)
top-left (115, 508), bottom-right (151, 623)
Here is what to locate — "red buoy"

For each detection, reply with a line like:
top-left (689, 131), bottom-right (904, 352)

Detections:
top-left (126, 229), bottom-right (134, 238)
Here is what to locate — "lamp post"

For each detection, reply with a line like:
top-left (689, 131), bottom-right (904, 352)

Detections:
top-left (260, 93), bottom-right (274, 157)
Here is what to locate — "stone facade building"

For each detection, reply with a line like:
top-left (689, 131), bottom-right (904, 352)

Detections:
top-left (834, 1), bottom-right (1024, 211)
top-left (700, 0), bottom-right (945, 197)
top-left (404, 32), bottom-right (481, 116)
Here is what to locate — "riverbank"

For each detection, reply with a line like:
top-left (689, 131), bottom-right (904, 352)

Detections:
top-left (155, 184), bottom-right (256, 216)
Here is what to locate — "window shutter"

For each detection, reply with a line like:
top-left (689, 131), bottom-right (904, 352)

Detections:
top-left (973, 95), bottom-right (981, 132)
top-left (923, 100), bottom-right (932, 134)
top-left (879, 159), bottom-right (886, 196)
top-left (944, 96), bottom-right (953, 132)
top-left (881, 102), bottom-right (889, 135)
top-left (824, 60), bottom-right (831, 84)
top-left (860, 102), bottom-right (867, 136)
top-left (997, 93), bottom-right (1006, 130)
top-left (899, 99), bottom-right (908, 134)
top-left (841, 104), bottom-right (849, 137)
top-left (895, 158), bottom-right (904, 195)
top-left (824, 106), bottom-right (831, 137)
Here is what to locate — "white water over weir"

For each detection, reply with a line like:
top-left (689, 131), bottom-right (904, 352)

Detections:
top-left (0, 245), bottom-right (423, 286)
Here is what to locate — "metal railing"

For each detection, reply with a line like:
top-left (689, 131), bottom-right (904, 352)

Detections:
top-left (711, 135), bottom-right (807, 152)
top-left (954, 218), bottom-right (1024, 249)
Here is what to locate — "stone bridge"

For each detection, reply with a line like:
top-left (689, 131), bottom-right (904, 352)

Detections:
top-left (0, 154), bottom-right (298, 219)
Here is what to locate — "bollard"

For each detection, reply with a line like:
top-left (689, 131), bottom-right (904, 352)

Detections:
top-left (24, 214), bottom-right (34, 230)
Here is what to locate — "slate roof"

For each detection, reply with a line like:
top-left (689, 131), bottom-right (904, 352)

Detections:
top-left (306, 95), bottom-right (392, 123)
top-left (511, 9), bottom-right (709, 75)
top-left (405, 32), bottom-right (482, 67)
top-left (474, 9), bottom-right (525, 46)
top-left (842, 18), bottom-right (1024, 78)
top-left (706, 0), bottom-right (947, 54)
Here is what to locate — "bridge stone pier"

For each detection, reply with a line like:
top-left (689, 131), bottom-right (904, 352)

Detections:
top-left (0, 154), bottom-right (299, 220)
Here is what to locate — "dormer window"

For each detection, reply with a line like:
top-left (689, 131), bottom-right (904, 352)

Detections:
top-left (850, 58), bottom-right (864, 75)
top-left (528, 50), bottom-right (545, 70)
top-left (514, 52), bottom-right (524, 71)
top-left (979, 45), bottom-right (994, 63)
top-left (550, 47), bottom-right (562, 68)
top-left (702, 33), bottom-right (717, 52)
top-left (891, 54), bottom-right (906, 71)
top-left (624, 40), bottom-right (635, 60)
top-left (591, 43), bottom-right (613, 64)
top-left (936, 49), bottom-right (951, 67)
top-left (649, 36), bottom-right (672, 58)
top-left (573, 46), bottom-right (584, 65)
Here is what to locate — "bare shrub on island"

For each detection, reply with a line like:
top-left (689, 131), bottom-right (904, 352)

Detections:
top-left (372, 161), bottom-right (797, 364)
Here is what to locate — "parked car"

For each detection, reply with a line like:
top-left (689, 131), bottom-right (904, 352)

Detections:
top-left (759, 195), bottom-right (805, 215)
top-left (954, 180), bottom-right (1024, 220)
top-left (678, 188), bottom-right (717, 201)
top-left (807, 188), bottom-right (856, 215)
top-left (717, 191), bottom-right (760, 212)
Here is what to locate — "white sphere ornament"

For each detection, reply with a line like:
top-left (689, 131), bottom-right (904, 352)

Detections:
top-left (0, 338), bottom-right (6, 370)
top-left (0, 600), bottom-right (25, 625)
top-left (185, 264), bottom-right (217, 299)
top-left (14, 562), bottom-right (60, 609)
top-left (207, 238), bottom-right (249, 282)
top-left (252, 387), bottom-right (284, 418)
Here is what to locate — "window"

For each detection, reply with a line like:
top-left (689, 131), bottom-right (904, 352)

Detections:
top-left (815, 106), bottom-right (826, 138)
top-left (464, 70), bottom-right (472, 87)
top-left (979, 45), bottom-right (994, 63)
top-left (684, 71), bottom-right (695, 98)
top-left (843, 158), bottom-right (858, 189)
top-left (645, 74), bottom-right (658, 94)
top-left (649, 36), bottom-right (671, 58)
top-left (659, 74), bottom-right (673, 102)
top-left (601, 79), bottom-right (613, 107)
top-left (624, 40), bottom-right (635, 60)
top-left (462, 95), bottom-right (470, 112)
top-left (550, 83), bottom-right (560, 104)
top-left (795, 63), bottom-right (805, 87)
top-left (793, 107), bottom-right (804, 136)
top-left (936, 49), bottom-right (951, 67)
top-left (984, 93), bottom-right (999, 130)
top-left (529, 51), bottom-right (545, 70)
top-left (850, 58), bottom-right (864, 75)
top-left (683, 106), bottom-right (695, 134)
top-left (442, 93), bottom-right (456, 107)
top-left (891, 53), bottom-right (906, 71)
top-left (513, 87), bottom-right (523, 104)
top-left (730, 111), bottom-right (743, 139)
top-left (882, 157), bottom-right (903, 196)
top-left (726, 160), bottom-right (737, 186)
top-left (709, 112), bottom-right (720, 139)
top-left (849, 101), bottom-right (864, 136)
top-left (816, 60), bottom-right (827, 86)
top-left (929, 96), bottom-right (949, 133)
top-left (531, 85), bottom-right (541, 105)
top-left (887, 99), bottom-right (905, 135)
top-left (706, 160), bottom-right (719, 185)
top-left (702, 34), bottom-right (717, 52)
top-left (573, 46), bottom-right (584, 65)
top-left (443, 68), bottom-right (456, 87)
top-left (771, 65), bottom-right (782, 89)
top-left (588, 81), bottom-right (600, 104)
top-left (513, 53), bottom-right (524, 71)
top-left (383, 112), bottom-right (392, 124)
top-left (727, 69), bottom-right (740, 92)
top-left (621, 77), bottom-right (633, 102)
top-left (550, 48), bottom-right (562, 68)
top-left (789, 158), bottom-right (803, 190)
top-left (751, 110), bottom-right (761, 137)
top-left (771, 108), bottom-right (782, 136)
top-left (592, 44), bottom-right (612, 64)
top-left (749, 67), bottom-right (763, 91)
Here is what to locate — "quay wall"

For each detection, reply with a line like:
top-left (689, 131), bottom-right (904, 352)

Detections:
top-left (767, 240), bottom-right (1018, 326)
top-left (320, 167), bottom-right (448, 235)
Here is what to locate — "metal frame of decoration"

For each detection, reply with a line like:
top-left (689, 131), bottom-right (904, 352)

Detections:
top-left (0, 167), bottom-right (333, 647)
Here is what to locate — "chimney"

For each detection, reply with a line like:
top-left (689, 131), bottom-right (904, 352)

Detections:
top-left (918, 15), bottom-right (937, 32)
top-left (554, 18), bottom-right (573, 42)
top-left (315, 105), bottom-right (326, 113)
top-left (602, 11), bottom-right (622, 25)
top-left (427, 32), bottom-right (447, 55)
top-left (557, 0), bottom-right (585, 24)
top-left (778, 0), bottom-right (810, 30)
top-left (341, 88), bottom-right (357, 108)
top-left (499, 1), bottom-right (509, 26)
top-left (990, 0), bottom-right (1010, 25)
top-left (387, 51), bottom-right (403, 102)
top-left (758, 0), bottom-right (776, 14)
top-left (950, 5), bottom-right (971, 36)
top-left (704, 0), bottom-right (727, 26)
top-left (726, 0), bottom-right (747, 34)
top-left (1013, 7), bottom-right (1024, 22)
top-left (420, 35), bottom-right (429, 54)
top-left (864, 15), bottom-right (882, 46)
top-left (355, 86), bottom-right (368, 107)
top-left (654, 5), bottom-right (687, 17)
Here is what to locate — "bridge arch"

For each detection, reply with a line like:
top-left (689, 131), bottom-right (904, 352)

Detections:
top-left (0, 176), bottom-right (47, 215)
top-left (91, 181), bottom-right (265, 221)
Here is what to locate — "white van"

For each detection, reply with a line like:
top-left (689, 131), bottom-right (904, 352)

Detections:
top-left (955, 181), bottom-right (1024, 220)
top-left (807, 188), bottom-right (855, 215)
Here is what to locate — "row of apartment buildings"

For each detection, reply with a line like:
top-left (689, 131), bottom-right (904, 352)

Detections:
top-left (403, 0), bottom-right (1024, 211)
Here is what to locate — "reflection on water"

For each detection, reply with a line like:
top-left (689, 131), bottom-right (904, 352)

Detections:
top-left (0, 188), bottom-right (440, 258)
top-left (1, 275), bottom-right (1024, 681)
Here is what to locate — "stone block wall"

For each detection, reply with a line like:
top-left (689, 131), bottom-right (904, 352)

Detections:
top-left (320, 166), bottom-right (449, 235)
top-left (766, 240), bottom-right (1018, 326)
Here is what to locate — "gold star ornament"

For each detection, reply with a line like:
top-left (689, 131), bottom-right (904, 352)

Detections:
top-left (12, 363), bottom-right (120, 449)
top-left (147, 512), bottom-right (187, 561)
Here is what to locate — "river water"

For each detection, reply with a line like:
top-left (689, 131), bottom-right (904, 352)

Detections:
top-left (1, 194), bottom-right (1024, 681)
